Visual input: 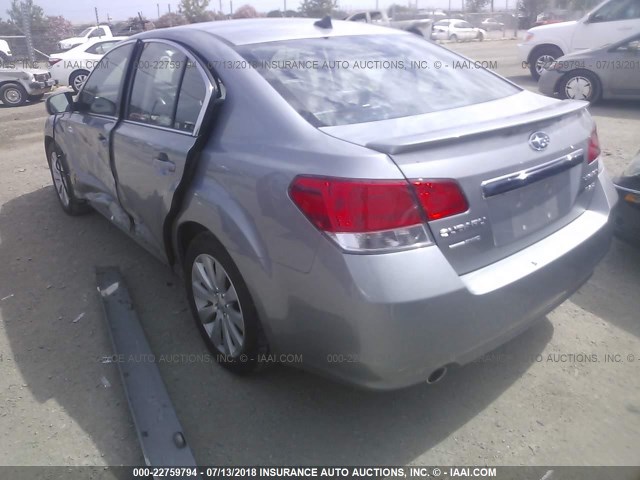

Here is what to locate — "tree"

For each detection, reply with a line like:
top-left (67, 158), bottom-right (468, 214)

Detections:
top-left (180, 0), bottom-right (211, 23)
top-left (6, 0), bottom-right (44, 27)
top-left (298, 0), bottom-right (337, 18)
top-left (42, 15), bottom-right (73, 51)
top-left (233, 4), bottom-right (258, 18)
top-left (156, 12), bottom-right (188, 28)
top-left (518, 0), bottom-right (547, 24)
top-left (466, 0), bottom-right (489, 13)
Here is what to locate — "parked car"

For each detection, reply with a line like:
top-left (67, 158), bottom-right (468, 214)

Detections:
top-left (519, 0), bottom-right (640, 79)
top-left (613, 150), bottom-right (640, 242)
top-left (0, 67), bottom-right (54, 106)
top-left (538, 33), bottom-right (640, 102)
top-left (481, 17), bottom-right (505, 31)
top-left (432, 19), bottom-right (487, 41)
top-left (44, 18), bottom-right (616, 390)
top-left (58, 25), bottom-right (115, 51)
top-left (345, 10), bottom-right (433, 37)
top-left (48, 36), bottom-right (127, 92)
top-left (0, 39), bottom-right (12, 63)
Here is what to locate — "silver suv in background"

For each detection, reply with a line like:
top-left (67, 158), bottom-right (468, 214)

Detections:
top-left (0, 67), bottom-right (54, 106)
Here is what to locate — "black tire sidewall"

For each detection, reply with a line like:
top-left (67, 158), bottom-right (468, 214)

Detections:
top-left (46, 142), bottom-right (89, 215)
top-left (70, 70), bottom-right (90, 93)
top-left (184, 232), bottom-right (261, 374)
top-left (1, 83), bottom-right (27, 106)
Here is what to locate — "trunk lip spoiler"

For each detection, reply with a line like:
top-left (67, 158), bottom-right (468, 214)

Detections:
top-left (365, 100), bottom-right (589, 155)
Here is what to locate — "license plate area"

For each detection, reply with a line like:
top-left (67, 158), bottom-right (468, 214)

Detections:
top-left (487, 169), bottom-right (574, 246)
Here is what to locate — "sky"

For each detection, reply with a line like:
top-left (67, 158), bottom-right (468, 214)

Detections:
top-left (0, 0), bottom-right (511, 23)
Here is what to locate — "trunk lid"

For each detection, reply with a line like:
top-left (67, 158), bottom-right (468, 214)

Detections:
top-left (321, 92), bottom-right (599, 274)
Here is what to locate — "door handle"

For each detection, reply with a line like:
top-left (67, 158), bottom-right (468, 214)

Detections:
top-left (152, 152), bottom-right (176, 173)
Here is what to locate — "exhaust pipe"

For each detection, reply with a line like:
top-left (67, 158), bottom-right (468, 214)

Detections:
top-left (426, 366), bottom-right (448, 385)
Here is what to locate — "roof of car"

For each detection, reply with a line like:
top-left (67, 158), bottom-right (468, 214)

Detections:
top-left (159, 18), bottom-right (405, 46)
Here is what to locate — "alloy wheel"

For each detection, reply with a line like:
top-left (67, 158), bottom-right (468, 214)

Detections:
top-left (191, 253), bottom-right (245, 357)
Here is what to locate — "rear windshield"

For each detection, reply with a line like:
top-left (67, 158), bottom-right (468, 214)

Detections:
top-left (237, 34), bottom-right (519, 126)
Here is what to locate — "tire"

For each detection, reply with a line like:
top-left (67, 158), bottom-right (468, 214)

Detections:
top-left (184, 232), bottom-right (265, 374)
top-left (0, 83), bottom-right (27, 106)
top-left (0, 52), bottom-right (9, 63)
top-left (529, 45), bottom-right (563, 80)
top-left (28, 94), bottom-right (44, 103)
top-left (69, 70), bottom-right (90, 93)
top-left (558, 70), bottom-right (602, 103)
top-left (477, 32), bottom-right (484, 41)
top-left (46, 142), bottom-right (91, 215)
top-left (407, 28), bottom-right (423, 37)
top-left (450, 34), bottom-right (458, 43)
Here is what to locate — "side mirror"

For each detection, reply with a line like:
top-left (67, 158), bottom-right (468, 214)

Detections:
top-left (45, 91), bottom-right (74, 115)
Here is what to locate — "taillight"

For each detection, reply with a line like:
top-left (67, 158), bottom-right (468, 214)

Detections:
top-left (587, 127), bottom-right (600, 164)
top-left (48, 58), bottom-right (62, 66)
top-left (289, 176), bottom-right (428, 252)
top-left (289, 176), bottom-right (467, 252)
top-left (411, 180), bottom-right (469, 220)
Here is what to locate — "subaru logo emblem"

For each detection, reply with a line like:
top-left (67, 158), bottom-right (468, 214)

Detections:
top-left (529, 131), bottom-right (550, 151)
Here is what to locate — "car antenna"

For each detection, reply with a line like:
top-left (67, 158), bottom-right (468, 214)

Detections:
top-left (314, 16), bottom-right (332, 29)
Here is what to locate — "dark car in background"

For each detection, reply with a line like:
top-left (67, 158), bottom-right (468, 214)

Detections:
top-left (613, 151), bottom-right (640, 242)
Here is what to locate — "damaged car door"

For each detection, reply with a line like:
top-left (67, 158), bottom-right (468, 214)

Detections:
top-left (111, 41), bottom-right (214, 261)
top-left (56, 42), bottom-right (136, 231)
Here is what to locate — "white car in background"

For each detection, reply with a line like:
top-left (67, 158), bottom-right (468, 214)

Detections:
top-left (519, 0), bottom-right (640, 79)
top-left (431, 19), bottom-right (487, 42)
top-left (48, 36), bottom-right (126, 92)
top-left (0, 39), bottom-right (13, 62)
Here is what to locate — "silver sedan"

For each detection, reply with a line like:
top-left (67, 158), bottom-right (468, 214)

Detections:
top-left (539, 33), bottom-right (640, 102)
top-left (43, 18), bottom-right (616, 390)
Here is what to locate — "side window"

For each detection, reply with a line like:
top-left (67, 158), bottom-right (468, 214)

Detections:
top-left (78, 42), bottom-right (134, 116)
top-left (174, 61), bottom-right (208, 133)
top-left (127, 42), bottom-right (186, 128)
top-left (592, 0), bottom-right (640, 22)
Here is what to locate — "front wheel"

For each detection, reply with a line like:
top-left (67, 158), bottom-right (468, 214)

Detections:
top-left (477, 32), bottom-right (484, 41)
top-left (558, 70), bottom-right (601, 103)
top-left (184, 232), bottom-right (265, 374)
top-left (450, 34), bottom-right (458, 43)
top-left (529, 46), bottom-right (563, 80)
top-left (0, 83), bottom-right (27, 106)
top-left (46, 143), bottom-right (91, 215)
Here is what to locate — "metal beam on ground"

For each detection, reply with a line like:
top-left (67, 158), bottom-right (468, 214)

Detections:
top-left (96, 267), bottom-right (201, 478)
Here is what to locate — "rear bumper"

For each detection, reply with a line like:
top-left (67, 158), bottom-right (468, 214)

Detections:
top-left (267, 172), bottom-right (617, 390)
